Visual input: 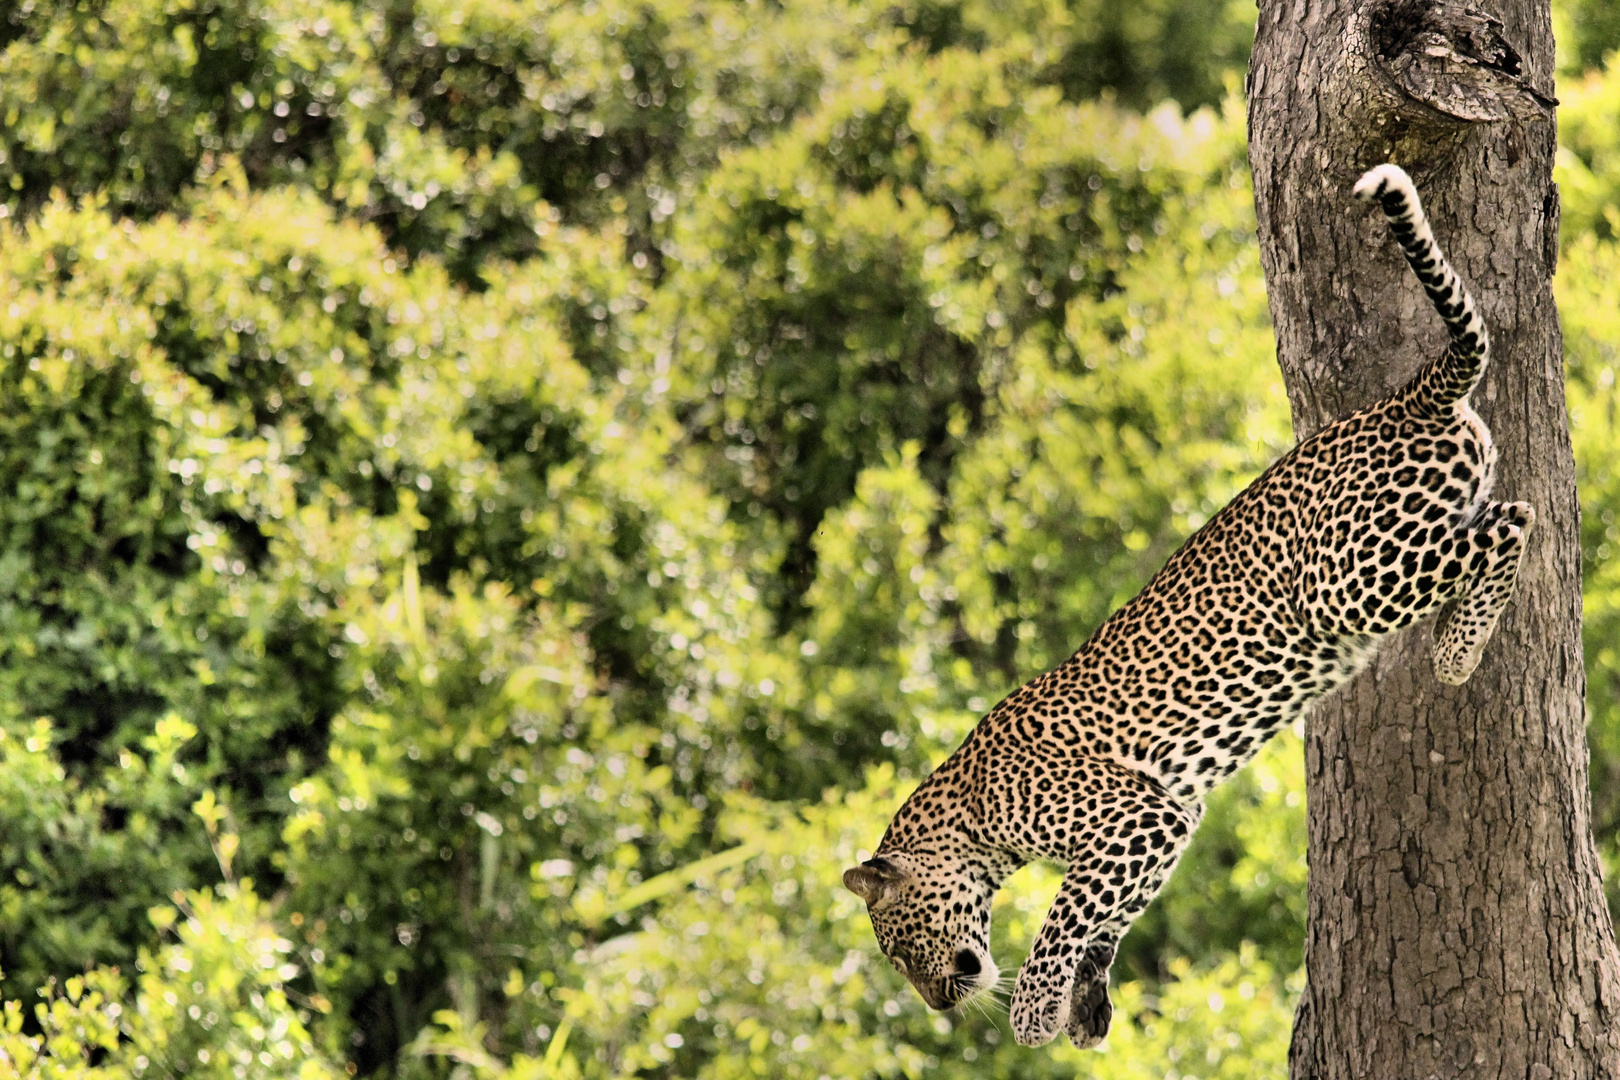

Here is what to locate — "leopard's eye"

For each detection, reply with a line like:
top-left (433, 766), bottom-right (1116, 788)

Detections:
top-left (889, 955), bottom-right (909, 976)
top-left (954, 949), bottom-right (981, 977)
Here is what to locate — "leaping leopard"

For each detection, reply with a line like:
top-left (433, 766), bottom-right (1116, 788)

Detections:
top-left (844, 164), bottom-right (1534, 1049)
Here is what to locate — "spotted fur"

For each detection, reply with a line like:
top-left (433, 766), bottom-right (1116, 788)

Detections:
top-left (844, 164), bottom-right (1535, 1048)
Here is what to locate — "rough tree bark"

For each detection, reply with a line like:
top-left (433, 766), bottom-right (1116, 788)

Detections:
top-left (1247, 0), bottom-right (1620, 1075)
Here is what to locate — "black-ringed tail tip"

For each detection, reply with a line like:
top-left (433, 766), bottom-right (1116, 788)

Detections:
top-left (1353, 163), bottom-right (1419, 205)
top-left (1349, 160), bottom-right (1491, 407)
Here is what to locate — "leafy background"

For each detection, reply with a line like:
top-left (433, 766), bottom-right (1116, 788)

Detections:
top-left (2, 1), bottom-right (1620, 1076)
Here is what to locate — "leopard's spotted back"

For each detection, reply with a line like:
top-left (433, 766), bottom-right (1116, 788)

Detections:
top-left (846, 166), bottom-right (1539, 1050)
top-left (998, 377), bottom-right (1499, 804)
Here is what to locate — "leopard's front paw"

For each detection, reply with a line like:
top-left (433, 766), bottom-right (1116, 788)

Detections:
top-left (1066, 964), bottom-right (1113, 1049)
top-left (1011, 964), bottom-right (1070, 1047)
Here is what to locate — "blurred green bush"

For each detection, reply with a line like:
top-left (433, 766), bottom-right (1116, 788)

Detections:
top-left (0, 1), bottom-right (1618, 1077)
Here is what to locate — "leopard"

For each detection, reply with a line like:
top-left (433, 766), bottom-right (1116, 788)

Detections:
top-left (843, 163), bottom-right (1535, 1049)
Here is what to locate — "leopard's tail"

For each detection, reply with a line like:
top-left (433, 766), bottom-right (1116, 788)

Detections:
top-left (1353, 164), bottom-right (1489, 410)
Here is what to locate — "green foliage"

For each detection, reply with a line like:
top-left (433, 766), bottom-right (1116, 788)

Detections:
top-left (1557, 0), bottom-right (1620, 74)
top-left (2, 873), bottom-right (339, 1080)
top-left (4, 1), bottom-right (1620, 1078)
top-left (0, 7), bottom-right (1301, 1065)
top-left (977, 0), bottom-right (1256, 109)
top-left (1555, 66), bottom-right (1620, 242)
top-left (0, 712), bottom-right (207, 1010)
top-left (0, 0), bottom-right (1265, 309)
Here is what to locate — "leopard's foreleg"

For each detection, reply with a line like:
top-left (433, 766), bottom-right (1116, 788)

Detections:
top-left (1010, 762), bottom-right (1198, 1047)
top-left (1065, 934), bottom-right (1118, 1049)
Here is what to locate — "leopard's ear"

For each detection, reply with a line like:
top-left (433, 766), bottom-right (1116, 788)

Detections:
top-left (844, 856), bottom-right (904, 906)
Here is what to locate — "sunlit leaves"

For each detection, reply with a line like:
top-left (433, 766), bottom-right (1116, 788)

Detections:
top-left (0, 880), bottom-right (340, 1080)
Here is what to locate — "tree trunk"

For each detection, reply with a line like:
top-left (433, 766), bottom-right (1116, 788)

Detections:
top-left (1246, 0), bottom-right (1620, 1075)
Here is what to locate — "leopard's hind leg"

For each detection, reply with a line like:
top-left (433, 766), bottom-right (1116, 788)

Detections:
top-left (1433, 501), bottom-right (1535, 685)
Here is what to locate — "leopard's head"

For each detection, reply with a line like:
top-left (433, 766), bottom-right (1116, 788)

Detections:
top-left (843, 851), bottom-right (999, 1010)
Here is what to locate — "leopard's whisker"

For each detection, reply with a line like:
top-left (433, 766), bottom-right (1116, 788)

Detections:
top-left (972, 997), bottom-right (997, 1026)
